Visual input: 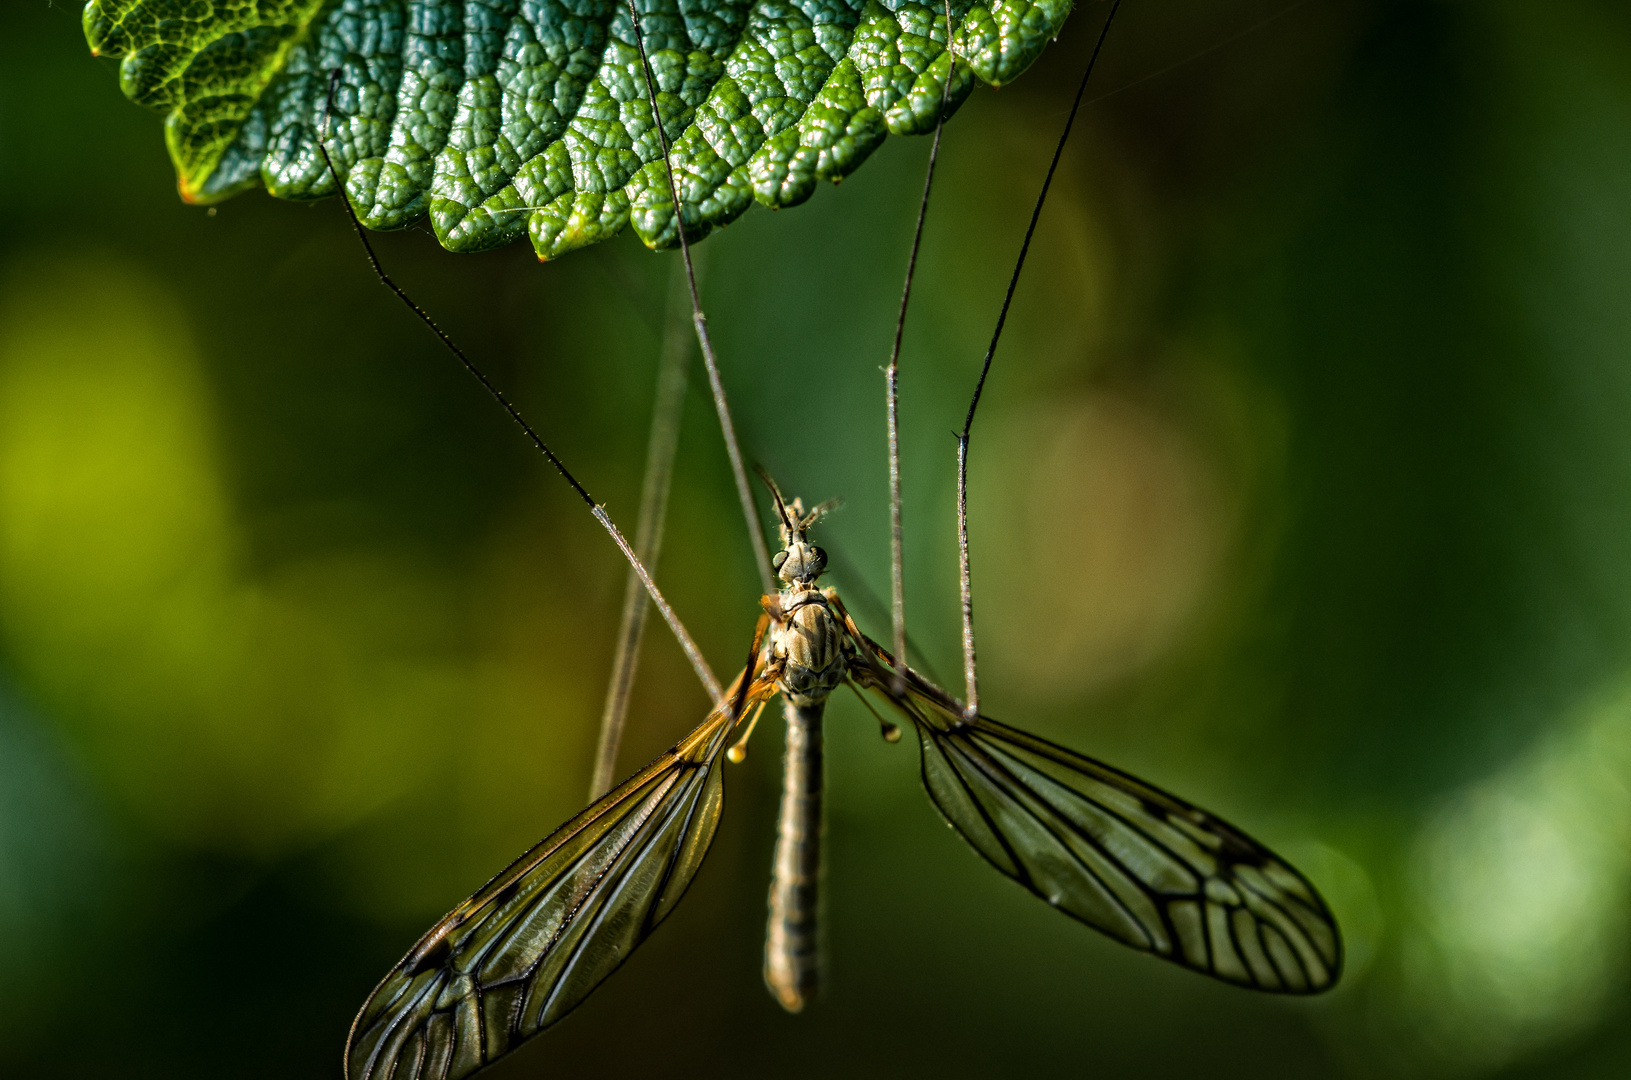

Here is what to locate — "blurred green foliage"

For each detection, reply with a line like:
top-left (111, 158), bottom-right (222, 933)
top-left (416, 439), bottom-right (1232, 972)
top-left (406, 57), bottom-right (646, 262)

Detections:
top-left (3, 0), bottom-right (1631, 1076)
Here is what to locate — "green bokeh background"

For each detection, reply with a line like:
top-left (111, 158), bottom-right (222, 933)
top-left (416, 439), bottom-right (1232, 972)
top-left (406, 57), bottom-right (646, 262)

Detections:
top-left (4, 0), bottom-right (1631, 1076)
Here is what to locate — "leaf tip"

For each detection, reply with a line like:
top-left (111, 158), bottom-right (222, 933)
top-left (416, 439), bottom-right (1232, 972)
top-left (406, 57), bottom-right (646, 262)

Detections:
top-left (177, 177), bottom-right (207, 205)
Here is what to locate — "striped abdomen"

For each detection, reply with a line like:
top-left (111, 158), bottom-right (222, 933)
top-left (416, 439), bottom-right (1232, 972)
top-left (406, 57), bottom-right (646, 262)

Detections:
top-left (764, 699), bottom-right (825, 1011)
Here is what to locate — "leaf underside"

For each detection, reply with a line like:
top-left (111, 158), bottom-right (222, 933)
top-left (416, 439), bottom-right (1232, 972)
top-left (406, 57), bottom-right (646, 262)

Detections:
top-left (84, 0), bottom-right (1076, 259)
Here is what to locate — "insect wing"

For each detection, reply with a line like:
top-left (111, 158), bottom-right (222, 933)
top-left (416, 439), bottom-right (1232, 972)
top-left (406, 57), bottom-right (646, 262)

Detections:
top-left (917, 702), bottom-right (1339, 992)
top-left (345, 688), bottom-right (760, 1080)
top-left (843, 637), bottom-right (1341, 995)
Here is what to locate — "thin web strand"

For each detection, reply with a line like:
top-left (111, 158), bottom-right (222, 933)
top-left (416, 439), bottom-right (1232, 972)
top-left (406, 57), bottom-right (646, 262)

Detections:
top-left (590, 252), bottom-right (703, 800)
top-left (623, 1), bottom-right (776, 597)
top-left (955, 0), bottom-right (1122, 719)
top-left (316, 75), bottom-right (722, 705)
top-left (885, 0), bottom-right (958, 697)
top-left (1086, 0), bottom-right (1307, 108)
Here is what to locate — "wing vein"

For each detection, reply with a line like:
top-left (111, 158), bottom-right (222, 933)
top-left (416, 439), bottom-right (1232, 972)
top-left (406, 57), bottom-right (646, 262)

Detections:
top-left (1233, 870), bottom-right (1333, 972)
top-left (529, 761), bottom-right (710, 1028)
top-left (931, 730), bottom-right (1035, 889)
top-left (943, 730), bottom-right (1157, 938)
top-left (974, 731), bottom-right (1220, 884)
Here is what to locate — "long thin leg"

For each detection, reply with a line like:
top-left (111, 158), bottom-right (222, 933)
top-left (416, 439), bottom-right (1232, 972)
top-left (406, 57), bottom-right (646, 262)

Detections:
top-left (765, 698), bottom-right (825, 1012)
top-left (589, 252), bottom-right (704, 800)
top-left (954, 0), bottom-right (1122, 719)
top-left (884, 0), bottom-right (959, 696)
top-left (622, 3), bottom-right (776, 595)
top-left (315, 75), bottom-right (722, 706)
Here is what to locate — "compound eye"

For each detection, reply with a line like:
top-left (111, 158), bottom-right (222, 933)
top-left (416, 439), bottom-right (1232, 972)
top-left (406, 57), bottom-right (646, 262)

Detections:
top-left (772, 550), bottom-right (789, 572)
top-left (808, 546), bottom-right (828, 575)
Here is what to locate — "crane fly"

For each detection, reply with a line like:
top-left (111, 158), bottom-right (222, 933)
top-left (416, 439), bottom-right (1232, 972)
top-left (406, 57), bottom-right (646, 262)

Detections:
top-left (329, 3), bottom-right (1342, 1078)
top-left (344, 473), bottom-right (1341, 1080)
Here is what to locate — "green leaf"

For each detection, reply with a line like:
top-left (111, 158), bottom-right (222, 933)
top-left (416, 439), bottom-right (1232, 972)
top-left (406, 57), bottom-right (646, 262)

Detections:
top-left (83, 0), bottom-right (1075, 258)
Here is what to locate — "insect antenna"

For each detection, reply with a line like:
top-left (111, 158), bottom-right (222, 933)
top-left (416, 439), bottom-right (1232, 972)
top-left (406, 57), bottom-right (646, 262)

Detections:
top-left (313, 69), bottom-right (723, 707)
top-left (752, 464), bottom-right (798, 541)
top-left (954, 0), bottom-right (1123, 719)
top-left (800, 496), bottom-right (842, 531)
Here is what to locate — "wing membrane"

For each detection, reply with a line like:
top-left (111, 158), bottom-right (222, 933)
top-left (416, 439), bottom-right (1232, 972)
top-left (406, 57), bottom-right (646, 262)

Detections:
top-left (845, 639), bottom-right (1341, 994)
top-left (346, 677), bottom-right (774, 1080)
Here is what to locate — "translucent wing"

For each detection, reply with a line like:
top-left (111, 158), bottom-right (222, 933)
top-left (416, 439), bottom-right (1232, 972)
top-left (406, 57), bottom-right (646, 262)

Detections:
top-left (346, 677), bottom-right (774, 1080)
top-left (844, 636), bottom-right (1341, 994)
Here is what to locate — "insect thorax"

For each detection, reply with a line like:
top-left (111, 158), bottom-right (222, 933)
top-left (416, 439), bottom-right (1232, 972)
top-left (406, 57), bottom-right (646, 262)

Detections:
top-left (773, 590), bottom-right (847, 707)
